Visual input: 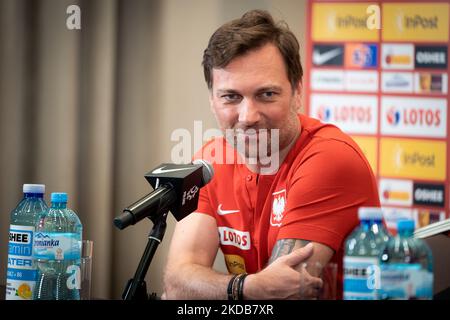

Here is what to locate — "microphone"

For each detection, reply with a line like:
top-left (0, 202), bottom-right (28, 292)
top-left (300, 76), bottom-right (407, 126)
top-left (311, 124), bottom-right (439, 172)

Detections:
top-left (113, 159), bottom-right (214, 230)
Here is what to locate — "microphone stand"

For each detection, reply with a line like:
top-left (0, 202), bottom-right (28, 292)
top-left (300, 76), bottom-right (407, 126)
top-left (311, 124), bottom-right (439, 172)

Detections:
top-left (122, 211), bottom-right (168, 300)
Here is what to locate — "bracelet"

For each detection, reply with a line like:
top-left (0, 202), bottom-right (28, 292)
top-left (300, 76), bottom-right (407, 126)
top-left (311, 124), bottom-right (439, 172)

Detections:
top-left (227, 273), bottom-right (248, 300)
top-left (237, 273), bottom-right (248, 300)
top-left (227, 274), bottom-right (238, 300)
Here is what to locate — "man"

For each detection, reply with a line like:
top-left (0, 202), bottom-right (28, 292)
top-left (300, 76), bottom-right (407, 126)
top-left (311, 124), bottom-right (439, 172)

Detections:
top-left (163, 10), bottom-right (380, 300)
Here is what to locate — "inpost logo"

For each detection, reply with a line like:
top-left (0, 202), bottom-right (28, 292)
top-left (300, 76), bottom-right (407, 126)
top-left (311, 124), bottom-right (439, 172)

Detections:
top-left (383, 3), bottom-right (449, 42)
top-left (312, 4), bottom-right (379, 41)
top-left (380, 138), bottom-right (446, 181)
top-left (399, 14), bottom-right (438, 31)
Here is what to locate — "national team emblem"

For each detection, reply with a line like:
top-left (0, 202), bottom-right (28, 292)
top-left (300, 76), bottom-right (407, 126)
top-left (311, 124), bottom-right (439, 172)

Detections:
top-left (271, 189), bottom-right (286, 227)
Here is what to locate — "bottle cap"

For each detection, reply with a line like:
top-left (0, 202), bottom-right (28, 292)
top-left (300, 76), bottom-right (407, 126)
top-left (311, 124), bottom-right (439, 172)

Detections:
top-left (358, 207), bottom-right (383, 220)
top-left (397, 219), bottom-right (415, 232)
top-left (23, 184), bottom-right (45, 194)
top-left (51, 192), bottom-right (68, 203)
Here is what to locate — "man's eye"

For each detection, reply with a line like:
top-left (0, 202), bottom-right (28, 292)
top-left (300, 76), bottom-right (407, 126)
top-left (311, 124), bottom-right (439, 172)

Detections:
top-left (260, 91), bottom-right (277, 99)
top-left (222, 94), bottom-right (241, 101)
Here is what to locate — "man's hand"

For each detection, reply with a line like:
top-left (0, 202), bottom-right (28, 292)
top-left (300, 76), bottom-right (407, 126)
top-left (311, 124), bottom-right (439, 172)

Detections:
top-left (243, 243), bottom-right (323, 299)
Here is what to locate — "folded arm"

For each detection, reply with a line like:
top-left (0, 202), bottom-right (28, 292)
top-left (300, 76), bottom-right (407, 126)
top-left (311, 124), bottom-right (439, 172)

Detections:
top-left (163, 213), bottom-right (332, 300)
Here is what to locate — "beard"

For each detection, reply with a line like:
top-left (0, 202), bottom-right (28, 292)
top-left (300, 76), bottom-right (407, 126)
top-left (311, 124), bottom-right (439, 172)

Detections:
top-left (223, 110), bottom-right (299, 162)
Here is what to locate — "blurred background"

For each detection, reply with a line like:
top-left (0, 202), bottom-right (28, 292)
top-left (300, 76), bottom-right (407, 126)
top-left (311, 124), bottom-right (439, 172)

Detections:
top-left (0, 0), bottom-right (307, 299)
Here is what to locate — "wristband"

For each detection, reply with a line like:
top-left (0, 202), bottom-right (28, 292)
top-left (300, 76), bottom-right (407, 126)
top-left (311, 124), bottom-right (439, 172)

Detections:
top-left (227, 274), bottom-right (238, 300)
top-left (237, 273), bottom-right (248, 300)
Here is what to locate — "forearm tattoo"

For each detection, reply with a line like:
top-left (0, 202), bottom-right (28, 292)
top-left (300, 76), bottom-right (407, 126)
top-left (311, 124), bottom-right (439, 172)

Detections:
top-left (269, 239), bottom-right (311, 264)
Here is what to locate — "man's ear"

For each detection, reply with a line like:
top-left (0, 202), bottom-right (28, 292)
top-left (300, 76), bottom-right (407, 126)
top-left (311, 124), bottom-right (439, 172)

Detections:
top-left (294, 81), bottom-right (303, 112)
top-left (209, 91), bottom-right (216, 115)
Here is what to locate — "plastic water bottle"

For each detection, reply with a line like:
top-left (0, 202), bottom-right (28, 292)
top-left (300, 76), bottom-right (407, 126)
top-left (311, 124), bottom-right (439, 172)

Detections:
top-left (33, 192), bottom-right (83, 300)
top-left (380, 219), bottom-right (433, 300)
top-left (5, 184), bottom-right (48, 300)
top-left (343, 207), bottom-right (390, 300)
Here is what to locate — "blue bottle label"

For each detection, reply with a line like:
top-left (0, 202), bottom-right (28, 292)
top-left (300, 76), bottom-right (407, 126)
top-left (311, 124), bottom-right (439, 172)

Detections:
top-left (380, 263), bottom-right (433, 300)
top-left (6, 225), bottom-right (37, 300)
top-left (343, 256), bottom-right (380, 300)
top-left (34, 232), bottom-right (81, 260)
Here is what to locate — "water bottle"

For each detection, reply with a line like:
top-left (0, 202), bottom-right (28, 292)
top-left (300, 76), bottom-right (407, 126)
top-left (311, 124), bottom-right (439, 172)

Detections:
top-left (343, 207), bottom-right (390, 300)
top-left (5, 184), bottom-right (48, 300)
top-left (33, 192), bottom-right (83, 300)
top-left (380, 219), bottom-right (433, 300)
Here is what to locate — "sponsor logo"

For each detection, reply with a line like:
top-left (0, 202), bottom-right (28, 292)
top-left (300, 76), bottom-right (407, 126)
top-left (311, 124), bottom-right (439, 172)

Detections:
top-left (415, 46), bottom-right (447, 69)
top-left (9, 231), bottom-right (32, 245)
top-left (381, 72), bottom-right (413, 93)
top-left (152, 166), bottom-right (193, 174)
top-left (379, 179), bottom-right (413, 206)
top-left (271, 189), bottom-right (286, 227)
top-left (224, 254), bottom-right (247, 274)
top-left (182, 185), bottom-right (199, 205)
top-left (311, 70), bottom-right (378, 92)
top-left (382, 3), bottom-right (449, 42)
top-left (345, 44), bottom-right (378, 68)
top-left (380, 138), bottom-right (446, 181)
top-left (381, 207), bottom-right (414, 233)
top-left (217, 204), bottom-right (240, 216)
top-left (310, 94), bottom-right (378, 134)
top-left (413, 183), bottom-right (445, 207)
top-left (415, 73), bottom-right (448, 94)
top-left (382, 44), bottom-right (414, 70)
top-left (218, 227), bottom-right (251, 250)
top-left (312, 4), bottom-right (379, 41)
top-left (403, 15), bottom-right (438, 30)
top-left (310, 69), bottom-right (344, 91)
top-left (381, 97), bottom-right (447, 138)
top-left (350, 136), bottom-right (377, 174)
top-left (345, 71), bottom-right (378, 92)
top-left (312, 45), bottom-right (344, 66)
top-left (414, 209), bottom-right (445, 228)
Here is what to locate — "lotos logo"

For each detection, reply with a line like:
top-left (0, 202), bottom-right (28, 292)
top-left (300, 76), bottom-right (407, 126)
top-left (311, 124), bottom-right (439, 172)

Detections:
top-left (386, 107), bottom-right (401, 125)
top-left (381, 97), bottom-right (446, 138)
top-left (218, 227), bottom-right (251, 250)
top-left (310, 94), bottom-right (378, 135)
top-left (315, 104), bottom-right (372, 124)
top-left (386, 107), bottom-right (440, 127)
top-left (317, 106), bottom-right (331, 122)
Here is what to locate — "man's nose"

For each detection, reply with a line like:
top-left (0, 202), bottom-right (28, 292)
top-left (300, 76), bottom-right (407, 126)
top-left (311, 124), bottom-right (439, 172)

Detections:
top-left (238, 99), bottom-right (261, 126)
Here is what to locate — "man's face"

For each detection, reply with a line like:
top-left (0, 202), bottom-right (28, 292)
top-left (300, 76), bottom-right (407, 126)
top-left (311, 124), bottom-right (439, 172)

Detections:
top-left (209, 43), bottom-right (301, 160)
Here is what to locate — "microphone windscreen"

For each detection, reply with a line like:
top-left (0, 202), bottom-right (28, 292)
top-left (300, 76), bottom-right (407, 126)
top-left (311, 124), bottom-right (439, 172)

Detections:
top-left (193, 159), bottom-right (214, 185)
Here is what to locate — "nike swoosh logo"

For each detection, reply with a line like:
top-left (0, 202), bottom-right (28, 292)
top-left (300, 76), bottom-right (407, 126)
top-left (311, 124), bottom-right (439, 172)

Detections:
top-left (313, 48), bottom-right (342, 65)
top-left (152, 166), bottom-right (193, 174)
top-left (217, 204), bottom-right (240, 216)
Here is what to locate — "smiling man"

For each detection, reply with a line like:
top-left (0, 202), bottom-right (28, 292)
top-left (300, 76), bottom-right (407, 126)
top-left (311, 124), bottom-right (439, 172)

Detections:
top-left (163, 10), bottom-right (380, 300)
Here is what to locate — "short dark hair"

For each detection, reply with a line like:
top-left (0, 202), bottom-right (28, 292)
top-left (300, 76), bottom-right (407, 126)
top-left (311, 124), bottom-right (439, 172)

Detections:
top-left (202, 10), bottom-right (302, 91)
